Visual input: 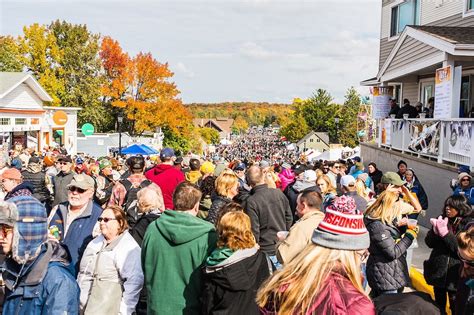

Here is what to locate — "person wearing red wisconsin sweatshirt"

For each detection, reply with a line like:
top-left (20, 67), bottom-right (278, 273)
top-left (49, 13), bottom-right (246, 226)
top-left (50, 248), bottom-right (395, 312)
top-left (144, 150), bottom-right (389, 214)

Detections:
top-left (145, 148), bottom-right (185, 210)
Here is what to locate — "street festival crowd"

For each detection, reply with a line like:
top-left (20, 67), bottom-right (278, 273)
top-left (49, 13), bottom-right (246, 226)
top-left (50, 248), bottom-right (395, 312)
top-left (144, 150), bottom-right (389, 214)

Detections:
top-left (0, 127), bottom-right (472, 314)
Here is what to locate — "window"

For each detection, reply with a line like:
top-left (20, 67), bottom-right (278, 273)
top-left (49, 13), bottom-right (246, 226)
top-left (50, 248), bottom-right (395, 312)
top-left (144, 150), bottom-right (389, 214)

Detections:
top-left (459, 75), bottom-right (474, 118)
top-left (470, 0), bottom-right (474, 11)
top-left (390, 0), bottom-right (420, 37)
top-left (310, 138), bottom-right (313, 143)
top-left (0, 118), bottom-right (10, 125)
top-left (317, 138), bottom-right (320, 142)
top-left (31, 118), bottom-right (39, 125)
top-left (15, 118), bottom-right (27, 125)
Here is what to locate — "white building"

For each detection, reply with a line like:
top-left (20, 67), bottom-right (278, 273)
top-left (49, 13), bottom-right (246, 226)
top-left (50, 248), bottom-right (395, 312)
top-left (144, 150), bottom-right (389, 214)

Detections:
top-left (0, 72), bottom-right (80, 154)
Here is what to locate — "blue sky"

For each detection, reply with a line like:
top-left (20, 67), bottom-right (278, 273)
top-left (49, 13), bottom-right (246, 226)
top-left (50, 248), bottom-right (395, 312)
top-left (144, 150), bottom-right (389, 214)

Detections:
top-left (1, 0), bottom-right (381, 104)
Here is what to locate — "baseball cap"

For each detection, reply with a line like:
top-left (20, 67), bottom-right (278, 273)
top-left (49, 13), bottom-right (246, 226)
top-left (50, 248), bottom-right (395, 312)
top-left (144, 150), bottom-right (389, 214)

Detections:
top-left (1, 168), bottom-right (22, 181)
top-left (57, 155), bottom-right (72, 163)
top-left (28, 156), bottom-right (40, 164)
top-left (312, 195), bottom-right (369, 250)
top-left (160, 147), bottom-right (175, 160)
top-left (99, 159), bottom-right (112, 171)
top-left (381, 172), bottom-right (405, 186)
top-left (67, 174), bottom-right (95, 190)
top-left (234, 162), bottom-right (246, 171)
top-left (75, 157), bottom-right (84, 164)
top-left (340, 175), bottom-right (356, 187)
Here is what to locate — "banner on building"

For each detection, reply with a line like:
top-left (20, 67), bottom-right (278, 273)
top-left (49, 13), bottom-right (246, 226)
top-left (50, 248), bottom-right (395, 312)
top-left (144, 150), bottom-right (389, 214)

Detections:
top-left (434, 66), bottom-right (452, 119)
top-left (448, 121), bottom-right (472, 157)
top-left (408, 121), bottom-right (440, 156)
top-left (381, 119), bottom-right (392, 145)
top-left (371, 86), bottom-right (393, 119)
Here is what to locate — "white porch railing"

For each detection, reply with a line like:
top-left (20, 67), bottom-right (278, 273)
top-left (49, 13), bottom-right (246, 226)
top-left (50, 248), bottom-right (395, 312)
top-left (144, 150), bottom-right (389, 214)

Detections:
top-left (378, 118), bottom-right (474, 169)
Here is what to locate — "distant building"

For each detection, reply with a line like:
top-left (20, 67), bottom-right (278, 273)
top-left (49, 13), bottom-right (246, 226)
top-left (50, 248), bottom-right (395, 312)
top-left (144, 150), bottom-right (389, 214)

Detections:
top-left (296, 131), bottom-right (330, 153)
top-left (193, 117), bottom-right (234, 139)
top-left (0, 72), bottom-right (80, 153)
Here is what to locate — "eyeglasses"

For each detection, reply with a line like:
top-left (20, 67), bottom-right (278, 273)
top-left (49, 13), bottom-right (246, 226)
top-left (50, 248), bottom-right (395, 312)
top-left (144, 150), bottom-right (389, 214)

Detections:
top-left (68, 186), bottom-right (87, 194)
top-left (59, 162), bottom-right (70, 165)
top-left (0, 224), bottom-right (13, 238)
top-left (98, 217), bottom-right (117, 223)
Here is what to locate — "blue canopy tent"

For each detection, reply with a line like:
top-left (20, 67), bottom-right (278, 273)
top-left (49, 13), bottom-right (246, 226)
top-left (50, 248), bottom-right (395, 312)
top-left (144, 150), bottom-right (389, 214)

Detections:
top-left (121, 144), bottom-right (158, 155)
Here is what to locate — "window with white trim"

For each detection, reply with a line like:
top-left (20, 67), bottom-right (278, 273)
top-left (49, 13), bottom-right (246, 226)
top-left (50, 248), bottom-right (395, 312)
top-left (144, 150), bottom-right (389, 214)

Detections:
top-left (390, 0), bottom-right (420, 37)
top-left (469, 0), bottom-right (474, 11)
top-left (15, 118), bottom-right (27, 125)
top-left (0, 118), bottom-right (10, 125)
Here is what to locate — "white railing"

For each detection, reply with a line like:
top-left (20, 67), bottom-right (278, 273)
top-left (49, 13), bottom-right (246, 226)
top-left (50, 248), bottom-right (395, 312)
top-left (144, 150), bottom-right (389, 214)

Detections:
top-left (378, 118), bottom-right (474, 169)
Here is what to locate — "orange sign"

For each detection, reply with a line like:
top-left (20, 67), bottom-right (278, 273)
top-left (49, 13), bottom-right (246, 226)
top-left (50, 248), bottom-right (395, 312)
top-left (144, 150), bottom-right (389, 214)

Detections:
top-left (52, 111), bottom-right (68, 125)
top-left (435, 66), bottom-right (451, 84)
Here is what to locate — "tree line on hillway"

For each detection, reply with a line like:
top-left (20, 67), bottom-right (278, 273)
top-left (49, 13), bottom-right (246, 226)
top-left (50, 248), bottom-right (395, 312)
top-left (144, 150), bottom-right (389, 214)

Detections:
top-left (0, 20), bottom-right (368, 152)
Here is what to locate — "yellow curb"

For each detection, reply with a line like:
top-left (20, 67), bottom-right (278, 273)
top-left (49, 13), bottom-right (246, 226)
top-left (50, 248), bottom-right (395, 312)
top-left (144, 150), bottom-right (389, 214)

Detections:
top-left (410, 267), bottom-right (451, 315)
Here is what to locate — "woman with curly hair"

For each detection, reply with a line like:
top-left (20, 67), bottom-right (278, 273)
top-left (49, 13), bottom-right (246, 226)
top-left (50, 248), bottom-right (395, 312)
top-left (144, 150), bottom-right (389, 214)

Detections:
top-left (202, 211), bottom-right (271, 314)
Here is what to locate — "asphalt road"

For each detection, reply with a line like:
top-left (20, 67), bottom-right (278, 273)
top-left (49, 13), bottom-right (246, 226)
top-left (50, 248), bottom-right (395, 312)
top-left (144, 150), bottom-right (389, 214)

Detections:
top-left (412, 226), bottom-right (431, 271)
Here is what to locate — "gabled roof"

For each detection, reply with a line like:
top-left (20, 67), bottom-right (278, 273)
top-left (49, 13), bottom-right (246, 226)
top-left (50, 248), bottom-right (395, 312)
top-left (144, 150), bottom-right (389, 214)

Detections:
top-left (377, 26), bottom-right (474, 81)
top-left (193, 118), bottom-right (234, 134)
top-left (0, 72), bottom-right (53, 101)
top-left (296, 131), bottom-right (330, 147)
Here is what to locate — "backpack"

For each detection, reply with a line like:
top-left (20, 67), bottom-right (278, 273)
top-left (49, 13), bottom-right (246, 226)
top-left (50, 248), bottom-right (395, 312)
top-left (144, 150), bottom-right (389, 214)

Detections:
top-left (120, 179), bottom-right (152, 228)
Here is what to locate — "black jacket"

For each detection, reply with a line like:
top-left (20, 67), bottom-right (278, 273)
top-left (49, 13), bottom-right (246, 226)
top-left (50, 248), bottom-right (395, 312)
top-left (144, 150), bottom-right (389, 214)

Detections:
top-left (21, 167), bottom-right (50, 204)
top-left (52, 171), bottom-right (75, 207)
top-left (207, 196), bottom-right (232, 225)
top-left (369, 169), bottom-right (383, 191)
top-left (201, 250), bottom-right (271, 315)
top-left (365, 217), bottom-right (413, 291)
top-left (244, 184), bottom-right (293, 255)
top-left (396, 104), bottom-right (418, 119)
top-left (130, 212), bottom-right (161, 246)
top-left (284, 181), bottom-right (319, 222)
top-left (424, 217), bottom-right (472, 291)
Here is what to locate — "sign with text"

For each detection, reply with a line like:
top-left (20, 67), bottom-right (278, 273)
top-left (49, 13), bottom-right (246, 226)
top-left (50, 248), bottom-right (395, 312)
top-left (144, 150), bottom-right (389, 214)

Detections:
top-left (434, 66), bottom-right (452, 119)
top-left (371, 86), bottom-right (393, 119)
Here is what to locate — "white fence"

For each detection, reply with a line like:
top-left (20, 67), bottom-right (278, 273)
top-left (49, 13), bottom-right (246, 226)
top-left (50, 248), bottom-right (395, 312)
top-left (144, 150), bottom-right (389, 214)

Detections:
top-left (378, 118), bottom-right (474, 169)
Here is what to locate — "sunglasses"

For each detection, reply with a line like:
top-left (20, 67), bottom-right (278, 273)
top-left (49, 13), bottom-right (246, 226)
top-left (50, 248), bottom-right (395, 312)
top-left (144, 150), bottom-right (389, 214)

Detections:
top-left (59, 162), bottom-right (70, 165)
top-left (68, 186), bottom-right (87, 194)
top-left (461, 178), bottom-right (471, 182)
top-left (98, 217), bottom-right (117, 223)
top-left (0, 224), bottom-right (13, 238)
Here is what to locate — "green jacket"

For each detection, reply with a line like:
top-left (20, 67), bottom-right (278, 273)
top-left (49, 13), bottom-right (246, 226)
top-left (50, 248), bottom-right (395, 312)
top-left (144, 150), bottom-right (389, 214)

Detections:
top-left (142, 210), bottom-right (217, 315)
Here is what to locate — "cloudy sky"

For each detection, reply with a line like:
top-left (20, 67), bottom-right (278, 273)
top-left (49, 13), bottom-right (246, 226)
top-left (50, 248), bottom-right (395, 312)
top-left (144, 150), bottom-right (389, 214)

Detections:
top-left (1, 0), bottom-right (381, 104)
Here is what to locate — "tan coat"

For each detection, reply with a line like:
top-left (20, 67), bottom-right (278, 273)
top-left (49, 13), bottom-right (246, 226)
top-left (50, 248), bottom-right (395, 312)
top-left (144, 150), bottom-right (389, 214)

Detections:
top-left (276, 210), bottom-right (325, 264)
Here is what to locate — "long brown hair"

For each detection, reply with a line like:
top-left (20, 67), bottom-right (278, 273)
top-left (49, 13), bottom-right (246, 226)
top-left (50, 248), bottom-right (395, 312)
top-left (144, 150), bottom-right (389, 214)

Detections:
top-left (256, 244), bottom-right (366, 314)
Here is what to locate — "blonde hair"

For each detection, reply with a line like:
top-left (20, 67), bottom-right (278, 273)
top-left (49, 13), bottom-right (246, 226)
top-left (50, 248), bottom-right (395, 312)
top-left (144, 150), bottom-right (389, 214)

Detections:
top-left (355, 178), bottom-right (370, 201)
top-left (137, 186), bottom-right (165, 213)
top-left (316, 174), bottom-right (336, 195)
top-left (89, 164), bottom-right (99, 176)
top-left (256, 244), bottom-right (365, 314)
top-left (217, 212), bottom-right (256, 250)
top-left (365, 190), bottom-right (401, 225)
top-left (215, 171), bottom-right (238, 198)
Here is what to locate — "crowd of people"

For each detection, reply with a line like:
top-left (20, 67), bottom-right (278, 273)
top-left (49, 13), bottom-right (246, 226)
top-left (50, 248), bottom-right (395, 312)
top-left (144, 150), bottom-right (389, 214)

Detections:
top-left (0, 137), bottom-right (472, 315)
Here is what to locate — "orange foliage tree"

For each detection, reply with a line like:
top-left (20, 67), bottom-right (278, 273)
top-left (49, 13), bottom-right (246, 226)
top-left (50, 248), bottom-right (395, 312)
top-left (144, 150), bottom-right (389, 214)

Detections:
top-left (100, 37), bottom-right (191, 136)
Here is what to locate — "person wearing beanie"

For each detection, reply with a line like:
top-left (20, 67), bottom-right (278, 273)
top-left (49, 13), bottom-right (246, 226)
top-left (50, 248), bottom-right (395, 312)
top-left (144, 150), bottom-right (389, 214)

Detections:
top-left (453, 172), bottom-right (474, 205)
top-left (94, 159), bottom-right (115, 207)
top-left (364, 190), bottom-right (420, 297)
top-left (257, 195), bottom-right (375, 314)
top-left (0, 196), bottom-right (80, 314)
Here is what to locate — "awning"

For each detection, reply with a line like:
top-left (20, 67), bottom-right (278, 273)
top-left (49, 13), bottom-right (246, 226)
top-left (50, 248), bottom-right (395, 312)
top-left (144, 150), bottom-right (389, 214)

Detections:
top-left (121, 144), bottom-right (158, 155)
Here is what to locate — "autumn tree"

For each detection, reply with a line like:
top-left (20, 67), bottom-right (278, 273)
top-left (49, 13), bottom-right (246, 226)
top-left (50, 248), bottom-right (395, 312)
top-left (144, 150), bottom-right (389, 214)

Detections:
top-left (20, 23), bottom-right (64, 105)
top-left (199, 127), bottom-right (220, 145)
top-left (0, 36), bottom-right (23, 71)
top-left (279, 113), bottom-right (309, 142)
top-left (233, 116), bottom-right (249, 133)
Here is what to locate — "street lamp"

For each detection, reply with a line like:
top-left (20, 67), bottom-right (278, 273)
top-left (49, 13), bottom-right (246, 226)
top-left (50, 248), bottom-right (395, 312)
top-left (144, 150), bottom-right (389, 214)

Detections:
top-left (118, 112), bottom-right (124, 156)
top-left (334, 117), bottom-right (340, 144)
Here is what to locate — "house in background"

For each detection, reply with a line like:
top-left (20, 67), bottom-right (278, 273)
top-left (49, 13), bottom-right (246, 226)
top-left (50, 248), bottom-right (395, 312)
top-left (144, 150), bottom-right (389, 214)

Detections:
top-left (361, 0), bottom-right (474, 117)
top-left (0, 72), bottom-right (80, 153)
top-left (296, 131), bottom-right (330, 153)
top-left (193, 117), bottom-right (234, 139)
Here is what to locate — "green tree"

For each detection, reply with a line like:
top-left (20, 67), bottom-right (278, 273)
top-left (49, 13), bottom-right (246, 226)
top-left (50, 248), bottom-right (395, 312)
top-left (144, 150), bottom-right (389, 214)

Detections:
top-left (279, 113), bottom-right (309, 142)
top-left (339, 87), bottom-right (362, 147)
top-left (49, 20), bottom-right (108, 130)
top-left (199, 127), bottom-right (220, 145)
top-left (0, 36), bottom-right (23, 71)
